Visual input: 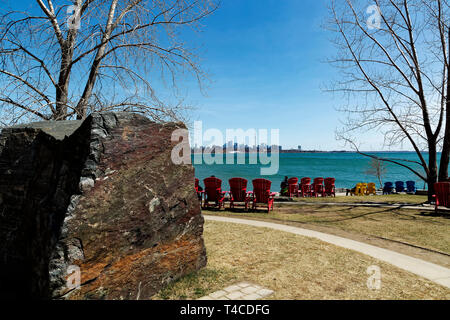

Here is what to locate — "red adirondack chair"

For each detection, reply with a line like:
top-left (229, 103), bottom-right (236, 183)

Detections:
top-left (324, 178), bottom-right (336, 197)
top-left (287, 177), bottom-right (299, 198)
top-left (433, 182), bottom-right (450, 213)
top-left (251, 179), bottom-right (276, 213)
top-left (203, 177), bottom-right (227, 209)
top-left (300, 177), bottom-right (312, 197)
top-left (312, 177), bottom-right (325, 197)
top-left (229, 178), bottom-right (251, 210)
top-left (195, 178), bottom-right (199, 192)
top-left (195, 178), bottom-right (203, 204)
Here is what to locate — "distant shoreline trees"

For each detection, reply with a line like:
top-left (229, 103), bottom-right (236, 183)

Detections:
top-left (364, 158), bottom-right (387, 189)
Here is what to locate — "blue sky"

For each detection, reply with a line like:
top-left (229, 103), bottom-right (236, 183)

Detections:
top-left (7, 0), bottom-right (390, 151)
top-left (181, 0), bottom-right (387, 151)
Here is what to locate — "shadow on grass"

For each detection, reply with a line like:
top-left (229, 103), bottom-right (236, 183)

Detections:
top-left (313, 206), bottom-right (401, 223)
top-left (291, 203), bottom-right (449, 223)
top-left (156, 268), bottom-right (230, 300)
top-left (418, 211), bottom-right (450, 219)
top-left (204, 202), bottom-right (450, 225)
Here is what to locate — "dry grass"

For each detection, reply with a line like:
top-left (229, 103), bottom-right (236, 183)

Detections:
top-left (294, 194), bottom-right (428, 204)
top-left (205, 204), bottom-right (450, 254)
top-left (154, 221), bottom-right (450, 300)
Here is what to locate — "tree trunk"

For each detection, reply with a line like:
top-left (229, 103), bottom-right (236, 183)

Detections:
top-left (75, 0), bottom-right (118, 120)
top-left (74, 54), bottom-right (103, 119)
top-left (428, 142), bottom-right (438, 202)
top-left (54, 38), bottom-right (76, 120)
top-left (55, 79), bottom-right (69, 120)
top-left (439, 28), bottom-right (450, 181)
top-left (439, 107), bottom-right (450, 181)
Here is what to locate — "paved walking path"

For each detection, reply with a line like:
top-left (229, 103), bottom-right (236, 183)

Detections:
top-left (204, 215), bottom-right (450, 289)
top-left (198, 282), bottom-right (274, 300)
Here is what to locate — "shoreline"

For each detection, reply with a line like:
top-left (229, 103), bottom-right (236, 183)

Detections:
top-left (191, 150), bottom-right (429, 154)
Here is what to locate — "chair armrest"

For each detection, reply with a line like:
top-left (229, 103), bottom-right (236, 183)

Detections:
top-left (432, 195), bottom-right (440, 207)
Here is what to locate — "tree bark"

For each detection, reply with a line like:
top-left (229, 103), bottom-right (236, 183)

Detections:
top-left (54, 9), bottom-right (79, 121)
top-left (54, 52), bottom-right (71, 120)
top-left (438, 27), bottom-right (450, 182)
top-left (74, 56), bottom-right (101, 120)
top-left (428, 139), bottom-right (439, 201)
top-left (75, 0), bottom-right (118, 120)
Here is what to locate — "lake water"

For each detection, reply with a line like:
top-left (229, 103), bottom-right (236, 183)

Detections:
top-left (193, 152), bottom-right (437, 191)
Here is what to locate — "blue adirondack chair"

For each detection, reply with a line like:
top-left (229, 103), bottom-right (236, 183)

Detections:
top-left (395, 181), bottom-right (405, 193)
top-left (406, 181), bottom-right (416, 193)
top-left (383, 182), bottom-right (394, 194)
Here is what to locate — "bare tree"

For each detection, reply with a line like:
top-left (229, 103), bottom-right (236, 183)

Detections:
top-left (327, 0), bottom-right (450, 200)
top-left (0, 0), bottom-right (218, 125)
top-left (364, 158), bottom-right (387, 188)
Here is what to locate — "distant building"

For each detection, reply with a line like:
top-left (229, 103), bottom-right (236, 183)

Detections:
top-left (298, 145), bottom-right (302, 151)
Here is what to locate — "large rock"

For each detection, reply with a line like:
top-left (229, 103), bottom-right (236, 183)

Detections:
top-left (0, 112), bottom-right (206, 300)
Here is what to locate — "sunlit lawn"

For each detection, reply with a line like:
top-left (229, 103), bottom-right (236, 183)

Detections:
top-left (154, 221), bottom-right (450, 300)
top-left (293, 194), bottom-right (428, 204)
top-left (154, 193), bottom-right (450, 300)
top-left (203, 199), bottom-right (450, 255)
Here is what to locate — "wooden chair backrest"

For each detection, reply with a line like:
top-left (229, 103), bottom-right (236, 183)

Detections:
top-left (229, 178), bottom-right (248, 202)
top-left (252, 179), bottom-right (272, 203)
top-left (204, 177), bottom-right (222, 201)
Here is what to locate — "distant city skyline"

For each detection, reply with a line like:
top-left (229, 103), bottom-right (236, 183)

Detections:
top-left (192, 141), bottom-right (301, 150)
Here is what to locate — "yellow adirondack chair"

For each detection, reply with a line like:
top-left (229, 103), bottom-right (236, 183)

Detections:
top-left (351, 183), bottom-right (363, 196)
top-left (366, 183), bottom-right (377, 195)
top-left (360, 183), bottom-right (368, 195)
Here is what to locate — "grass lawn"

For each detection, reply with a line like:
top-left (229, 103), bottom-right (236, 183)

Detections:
top-left (154, 221), bottom-right (450, 300)
top-left (203, 203), bottom-right (450, 255)
top-left (293, 194), bottom-right (428, 204)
